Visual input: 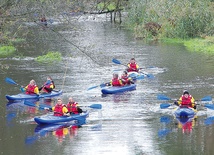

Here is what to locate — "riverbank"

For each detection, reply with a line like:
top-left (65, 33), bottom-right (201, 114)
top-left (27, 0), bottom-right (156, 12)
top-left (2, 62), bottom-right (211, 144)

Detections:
top-left (161, 36), bottom-right (214, 53)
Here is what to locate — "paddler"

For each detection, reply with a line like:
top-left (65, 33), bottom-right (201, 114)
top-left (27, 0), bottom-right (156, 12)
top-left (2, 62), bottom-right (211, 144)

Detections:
top-left (105, 73), bottom-right (124, 86)
top-left (120, 71), bottom-right (135, 85)
top-left (39, 76), bottom-right (55, 93)
top-left (45, 98), bottom-right (70, 116)
top-left (174, 90), bottom-right (196, 109)
top-left (22, 79), bottom-right (39, 95)
top-left (126, 58), bottom-right (139, 72)
top-left (66, 97), bottom-right (83, 115)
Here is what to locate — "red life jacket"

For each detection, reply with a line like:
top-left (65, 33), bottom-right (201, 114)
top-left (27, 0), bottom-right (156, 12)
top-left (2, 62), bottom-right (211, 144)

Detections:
top-left (41, 81), bottom-right (52, 93)
top-left (112, 78), bottom-right (123, 86)
top-left (54, 104), bottom-right (64, 116)
top-left (67, 102), bottom-right (78, 114)
top-left (121, 75), bottom-right (130, 85)
top-left (181, 95), bottom-right (193, 107)
top-left (127, 63), bottom-right (138, 72)
top-left (26, 84), bottom-right (37, 95)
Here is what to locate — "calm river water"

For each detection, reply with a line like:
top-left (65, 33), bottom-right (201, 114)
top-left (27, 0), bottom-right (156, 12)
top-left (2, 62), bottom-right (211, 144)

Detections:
top-left (0, 14), bottom-right (214, 155)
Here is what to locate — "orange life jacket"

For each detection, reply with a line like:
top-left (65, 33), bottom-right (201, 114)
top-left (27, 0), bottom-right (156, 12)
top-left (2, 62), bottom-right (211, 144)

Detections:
top-left (26, 84), bottom-right (37, 95)
top-left (54, 104), bottom-right (64, 116)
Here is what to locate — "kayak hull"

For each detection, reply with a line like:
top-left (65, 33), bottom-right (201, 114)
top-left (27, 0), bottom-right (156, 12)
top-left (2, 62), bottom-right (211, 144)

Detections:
top-left (101, 84), bottom-right (136, 94)
top-left (128, 71), bottom-right (139, 80)
top-left (5, 90), bottom-right (63, 101)
top-left (34, 111), bottom-right (89, 125)
top-left (174, 107), bottom-right (196, 118)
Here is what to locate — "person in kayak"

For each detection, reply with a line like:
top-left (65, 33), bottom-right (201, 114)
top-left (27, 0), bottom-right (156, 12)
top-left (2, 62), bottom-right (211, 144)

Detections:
top-left (22, 79), bottom-right (39, 95)
top-left (121, 71), bottom-right (135, 85)
top-left (66, 97), bottom-right (83, 115)
top-left (39, 76), bottom-right (55, 93)
top-left (126, 58), bottom-right (139, 72)
top-left (174, 90), bottom-right (196, 109)
top-left (106, 73), bottom-right (124, 86)
top-left (45, 98), bottom-right (70, 116)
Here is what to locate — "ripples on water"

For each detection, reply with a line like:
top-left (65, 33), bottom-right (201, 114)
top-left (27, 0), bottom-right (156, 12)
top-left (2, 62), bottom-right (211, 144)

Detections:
top-left (1, 14), bottom-right (214, 155)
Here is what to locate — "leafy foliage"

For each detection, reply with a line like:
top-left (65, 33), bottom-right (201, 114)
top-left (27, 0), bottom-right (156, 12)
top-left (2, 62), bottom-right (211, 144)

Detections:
top-left (35, 51), bottom-right (62, 64)
top-left (0, 46), bottom-right (16, 58)
top-left (124, 0), bottom-right (214, 39)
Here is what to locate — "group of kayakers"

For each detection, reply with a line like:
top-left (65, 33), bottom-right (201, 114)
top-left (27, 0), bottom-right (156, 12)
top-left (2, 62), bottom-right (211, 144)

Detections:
top-left (44, 97), bottom-right (83, 116)
top-left (106, 58), bottom-right (139, 87)
top-left (21, 76), bottom-right (82, 117)
top-left (21, 76), bottom-right (55, 95)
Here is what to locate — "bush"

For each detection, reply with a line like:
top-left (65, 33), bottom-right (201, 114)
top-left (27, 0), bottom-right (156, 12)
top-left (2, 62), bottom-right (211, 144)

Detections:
top-left (0, 45), bottom-right (16, 58)
top-left (35, 51), bottom-right (62, 64)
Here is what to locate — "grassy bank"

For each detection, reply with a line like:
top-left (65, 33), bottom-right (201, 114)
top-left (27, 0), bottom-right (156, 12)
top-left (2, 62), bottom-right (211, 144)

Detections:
top-left (162, 36), bottom-right (214, 53)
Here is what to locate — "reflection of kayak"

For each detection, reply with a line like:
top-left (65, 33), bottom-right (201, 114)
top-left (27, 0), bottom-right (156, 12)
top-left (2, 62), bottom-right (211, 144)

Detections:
top-left (5, 90), bottom-right (63, 101)
top-left (34, 111), bottom-right (89, 125)
top-left (101, 84), bottom-right (136, 94)
top-left (174, 107), bottom-right (196, 118)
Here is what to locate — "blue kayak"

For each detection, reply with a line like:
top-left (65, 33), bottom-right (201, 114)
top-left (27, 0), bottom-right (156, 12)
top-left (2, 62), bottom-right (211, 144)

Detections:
top-left (174, 107), bottom-right (196, 118)
top-left (34, 111), bottom-right (89, 125)
top-left (101, 84), bottom-right (136, 94)
top-left (5, 90), bottom-right (63, 101)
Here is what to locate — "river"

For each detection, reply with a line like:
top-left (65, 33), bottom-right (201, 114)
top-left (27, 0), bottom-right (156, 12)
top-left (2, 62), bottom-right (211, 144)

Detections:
top-left (0, 14), bottom-right (214, 155)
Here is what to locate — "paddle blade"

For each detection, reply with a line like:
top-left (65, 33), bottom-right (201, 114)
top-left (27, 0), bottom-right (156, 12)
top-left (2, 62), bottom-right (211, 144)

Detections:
top-left (136, 75), bottom-right (145, 80)
top-left (87, 85), bottom-right (99, 91)
top-left (89, 104), bottom-right (102, 109)
top-left (204, 116), bottom-right (214, 125)
top-left (160, 116), bottom-right (171, 124)
top-left (100, 83), bottom-right (106, 88)
top-left (146, 74), bottom-right (155, 79)
top-left (158, 129), bottom-right (171, 137)
top-left (204, 104), bottom-right (214, 110)
top-left (201, 96), bottom-right (212, 101)
top-left (160, 103), bottom-right (172, 109)
top-left (5, 77), bottom-right (18, 85)
top-left (157, 94), bottom-right (171, 100)
top-left (112, 58), bottom-right (121, 65)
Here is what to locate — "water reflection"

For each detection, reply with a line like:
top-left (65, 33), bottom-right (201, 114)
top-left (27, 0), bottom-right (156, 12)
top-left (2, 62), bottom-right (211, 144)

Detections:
top-left (158, 115), bottom-right (197, 137)
top-left (25, 122), bottom-right (83, 145)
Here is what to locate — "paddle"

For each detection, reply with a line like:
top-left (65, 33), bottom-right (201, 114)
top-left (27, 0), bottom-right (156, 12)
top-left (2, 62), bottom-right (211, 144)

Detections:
top-left (158, 128), bottom-right (172, 137)
top-left (24, 100), bottom-right (52, 110)
top-left (159, 95), bottom-right (212, 109)
top-left (5, 77), bottom-right (25, 92)
top-left (87, 83), bottom-right (106, 91)
top-left (79, 104), bottom-right (102, 109)
top-left (203, 104), bottom-right (214, 110)
top-left (25, 100), bottom-right (102, 110)
top-left (157, 94), bottom-right (212, 102)
top-left (204, 116), bottom-right (214, 125)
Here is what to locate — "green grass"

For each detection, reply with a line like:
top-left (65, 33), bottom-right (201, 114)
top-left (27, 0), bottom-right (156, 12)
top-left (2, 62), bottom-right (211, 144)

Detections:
top-left (35, 51), bottom-right (62, 64)
top-left (0, 45), bottom-right (16, 58)
top-left (183, 37), bottom-right (214, 53)
top-left (161, 37), bottom-right (214, 53)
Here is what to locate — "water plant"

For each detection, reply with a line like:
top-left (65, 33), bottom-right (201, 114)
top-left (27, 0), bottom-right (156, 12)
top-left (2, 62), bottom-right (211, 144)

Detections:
top-left (35, 51), bottom-right (62, 64)
top-left (0, 45), bottom-right (16, 58)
